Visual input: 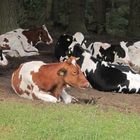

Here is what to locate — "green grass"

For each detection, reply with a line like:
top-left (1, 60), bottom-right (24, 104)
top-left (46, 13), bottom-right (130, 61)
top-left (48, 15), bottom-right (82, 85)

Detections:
top-left (0, 100), bottom-right (140, 140)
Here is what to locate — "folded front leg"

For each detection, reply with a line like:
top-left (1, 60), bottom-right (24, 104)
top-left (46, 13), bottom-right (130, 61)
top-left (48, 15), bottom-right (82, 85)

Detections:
top-left (33, 89), bottom-right (58, 103)
top-left (61, 89), bottom-right (78, 104)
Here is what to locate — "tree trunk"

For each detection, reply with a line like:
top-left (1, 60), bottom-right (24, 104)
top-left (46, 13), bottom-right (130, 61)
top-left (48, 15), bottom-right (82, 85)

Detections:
top-left (128, 0), bottom-right (140, 37)
top-left (67, 0), bottom-right (88, 34)
top-left (93, 0), bottom-right (106, 34)
top-left (51, 0), bottom-right (69, 28)
top-left (0, 0), bottom-right (19, 34)
top-left (51, 0), bottom-right (60, 25)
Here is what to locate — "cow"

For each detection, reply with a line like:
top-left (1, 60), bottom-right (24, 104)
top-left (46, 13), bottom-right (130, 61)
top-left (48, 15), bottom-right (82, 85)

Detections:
top-left (11, 56), bottom-right (89, 103)
top-left (124, 41), bottom-right (140, 68)
top-left (63, 42), bottom-right (140, 93)
top-left (73, 32), bottom-right (87, 48)
top-left (54, 32), bottom-right (86, 61)
top-left (0, 25), bottom-right (53, 57)
top-left (83, 41), bottom-right (132, 66)
top-left (0, 49), bottom-right (8, 66)
top-left (54, 34), bottom-right (73, 61)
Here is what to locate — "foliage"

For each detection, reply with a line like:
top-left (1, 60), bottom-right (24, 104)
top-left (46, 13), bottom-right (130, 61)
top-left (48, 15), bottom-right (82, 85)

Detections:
top-left (18, 0), bottom-right (47, 28)
top-left (106, 4), bottom-right (129, 36)
top-left (52, 0), bottom-right (69, 28)
top-left (0, 100), bottom-right (140, 140)
top-left (85, 0), bottom-right (95, 32)
top-left (0, 0), bottom-right (139, 37)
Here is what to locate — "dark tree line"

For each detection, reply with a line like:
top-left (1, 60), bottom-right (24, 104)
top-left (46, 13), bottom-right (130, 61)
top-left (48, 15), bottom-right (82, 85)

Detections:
top-left (0, 0), bottom-right (140, 37)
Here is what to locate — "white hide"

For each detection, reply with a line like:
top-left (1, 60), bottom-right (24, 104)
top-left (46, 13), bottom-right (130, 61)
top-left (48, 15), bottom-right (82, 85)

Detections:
top-left (73, 32), bottom-right (87, 49)
top-left (117, 41), bottom-right (131, 64)
top-left (42, 25), bottom-right (53, 44)
top-left (81, 42), bottom-right (111, 60)
top-left (123, 71), bottom-right (140, 92)
top-left (12, 61), bottom-right (57, 103)
top-left (81, 52), bottom-right (97, 76)
top-left (0, 53), bottom-right (8, 66)
top-left (0, 29), bottom-right (38, 57)
top-left (128, 41), bottom-right (140, 67)
top-left (61, 89), bottom-right (73, 104)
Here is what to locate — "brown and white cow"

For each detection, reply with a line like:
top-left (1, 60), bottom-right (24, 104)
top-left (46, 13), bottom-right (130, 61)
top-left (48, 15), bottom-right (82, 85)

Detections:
top-left (0, 25), bottom-right (53, 57)
top-left (11, 57), bottom-right (89, 103)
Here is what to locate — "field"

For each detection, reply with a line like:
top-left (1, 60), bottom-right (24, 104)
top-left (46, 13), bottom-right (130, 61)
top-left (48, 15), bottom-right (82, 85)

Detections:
top-left (1, 44), bottom-right (140, 140)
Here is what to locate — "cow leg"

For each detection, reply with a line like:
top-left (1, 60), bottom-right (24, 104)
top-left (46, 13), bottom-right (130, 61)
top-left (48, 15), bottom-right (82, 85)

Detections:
top-left (4, 50), bottom-right (20, 57)
top-left (17, 42), bottom-right (39, 56)
top-left (21, 41), bottom-right (39, 53)
top-left (26, 45), bottom-right (39, 52)
top-left (61, 89), bottom-right (78, 104)
top-left (33, 89), bottom-right (58, 103)
top-left (22, 51), bottom-right (39, 57)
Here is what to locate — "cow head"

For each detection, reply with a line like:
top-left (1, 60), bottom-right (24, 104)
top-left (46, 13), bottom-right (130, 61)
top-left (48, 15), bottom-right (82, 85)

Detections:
top-left (22, 25), bottom-right (53, 46)
top-left (118, 41), bottom-right (132, 66)
top-left (54, 34), bottom-right (73, 60)
top-left (73, 32), bottom-right (87, 49)
top-left (58, 56), bottom-right (89, 88)
top-left (0, 50), bottom-right (8, 66)
top-left (54, 32), bottom-right (87, 61)
top-left (38, 25), bottom-right (53, 45)
top-left (91, 42), bottom-right (111, 59)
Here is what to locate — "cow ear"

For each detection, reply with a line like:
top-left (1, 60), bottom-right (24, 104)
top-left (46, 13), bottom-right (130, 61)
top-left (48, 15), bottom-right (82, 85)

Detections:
top-left (57, 68), bottom-right (67, 76)
top-left (76, 57), bottom-right (80, 61)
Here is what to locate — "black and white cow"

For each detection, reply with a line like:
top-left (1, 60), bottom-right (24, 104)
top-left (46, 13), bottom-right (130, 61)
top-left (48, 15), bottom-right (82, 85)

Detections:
top-left (54, 32), bottom-right (86, 61)
top-left (83, 41), bottom-right (132, 66)
top-left (54, 34), bottom-right (73, 60)
top-left (60, 42), bottom-right (140, 93)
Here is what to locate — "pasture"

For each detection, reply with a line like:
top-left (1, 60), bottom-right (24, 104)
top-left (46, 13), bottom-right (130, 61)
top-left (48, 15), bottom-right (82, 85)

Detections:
top-left (1, 50), bottom-right (140, 140)
top-left (0, 98), bottom-right (140, 140)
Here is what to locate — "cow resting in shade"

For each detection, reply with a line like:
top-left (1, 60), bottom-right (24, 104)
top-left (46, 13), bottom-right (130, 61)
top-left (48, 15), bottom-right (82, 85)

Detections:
top-left (11, 56), bottom-right (89, 103)
top-left (57, 41), bottom-right (140, 93)
top-left (0, 25), bottom-right (53, 57)
top-left (54, 32), bottom-right (86, 61)
top-left (83, 41), bottom-right (132, 66)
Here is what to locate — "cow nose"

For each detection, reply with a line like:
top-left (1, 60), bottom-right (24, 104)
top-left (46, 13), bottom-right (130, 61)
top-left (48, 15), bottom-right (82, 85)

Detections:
top-left (47, 39), bottom-right (53, 45)
top-left (82, 81), bottom-right (90, 88)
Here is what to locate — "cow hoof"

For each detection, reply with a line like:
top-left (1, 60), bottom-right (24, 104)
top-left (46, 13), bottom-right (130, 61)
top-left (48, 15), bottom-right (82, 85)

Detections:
top-left (71, 96), bottom-right (79, 103)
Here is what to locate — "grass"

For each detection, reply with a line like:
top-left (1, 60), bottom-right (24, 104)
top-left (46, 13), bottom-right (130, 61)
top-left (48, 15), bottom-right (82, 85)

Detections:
top-left (0, 100), bottom-right (140, 140)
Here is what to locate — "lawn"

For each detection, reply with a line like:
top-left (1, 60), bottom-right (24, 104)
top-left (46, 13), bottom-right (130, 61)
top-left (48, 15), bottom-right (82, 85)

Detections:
top-left (0, 100), bottom-right (140, 140)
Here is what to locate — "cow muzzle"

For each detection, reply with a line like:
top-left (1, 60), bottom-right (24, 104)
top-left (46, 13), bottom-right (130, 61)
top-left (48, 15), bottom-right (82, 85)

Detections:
top-left (80, 81), bottom-right (90, 89)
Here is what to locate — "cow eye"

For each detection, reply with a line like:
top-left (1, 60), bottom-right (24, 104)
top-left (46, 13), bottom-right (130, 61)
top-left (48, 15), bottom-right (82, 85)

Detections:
top-left (73, 71), bottom-right (78, 75)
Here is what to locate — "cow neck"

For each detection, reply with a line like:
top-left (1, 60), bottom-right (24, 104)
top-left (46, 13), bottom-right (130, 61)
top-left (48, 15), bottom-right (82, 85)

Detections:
top-left (22, 29), bottom-right (39, 46)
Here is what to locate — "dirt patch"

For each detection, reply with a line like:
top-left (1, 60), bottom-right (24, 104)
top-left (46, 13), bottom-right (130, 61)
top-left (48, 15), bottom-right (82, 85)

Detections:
top-left (1, 51), bottom-right (140, 114)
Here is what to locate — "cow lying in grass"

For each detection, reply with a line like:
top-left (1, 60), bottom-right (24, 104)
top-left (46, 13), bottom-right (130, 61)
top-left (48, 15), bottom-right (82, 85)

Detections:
top-left (11, 56), bottom-right (89, 103)
top-left (55, 41), bottom-right (140, 93)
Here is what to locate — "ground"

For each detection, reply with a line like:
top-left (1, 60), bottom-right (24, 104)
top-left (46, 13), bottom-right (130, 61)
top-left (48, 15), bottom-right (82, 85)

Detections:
top-left (1, 36), bottom-right (140, 114)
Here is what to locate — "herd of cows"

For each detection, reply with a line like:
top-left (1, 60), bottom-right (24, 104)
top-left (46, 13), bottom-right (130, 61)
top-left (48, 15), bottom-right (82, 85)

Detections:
top-left (0, 25), bottom-right (140, 104)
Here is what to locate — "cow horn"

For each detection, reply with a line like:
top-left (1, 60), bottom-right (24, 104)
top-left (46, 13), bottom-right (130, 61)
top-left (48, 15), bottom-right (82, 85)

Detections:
top-left (76, 57), bottom-right (80, 61)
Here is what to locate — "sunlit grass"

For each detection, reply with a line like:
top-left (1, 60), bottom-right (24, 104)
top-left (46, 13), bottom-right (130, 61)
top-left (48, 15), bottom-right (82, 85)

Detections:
top-left (0, 100), bottom-right (140, 140)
